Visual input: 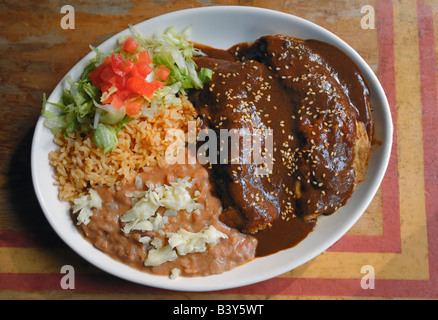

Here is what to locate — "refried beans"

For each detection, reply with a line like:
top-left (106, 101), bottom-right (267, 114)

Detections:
top-left (75, 162), bottom-right (257, 277)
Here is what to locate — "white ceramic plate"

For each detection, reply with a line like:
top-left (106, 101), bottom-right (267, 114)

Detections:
top-left (31, 6), bottom-right (393, 292)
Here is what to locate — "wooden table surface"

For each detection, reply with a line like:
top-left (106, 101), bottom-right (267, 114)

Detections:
top-left (1, 0), bottom-right (437, 300)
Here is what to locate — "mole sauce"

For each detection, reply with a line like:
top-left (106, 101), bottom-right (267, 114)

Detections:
top-left (191, 35), bottom-right (372, 257)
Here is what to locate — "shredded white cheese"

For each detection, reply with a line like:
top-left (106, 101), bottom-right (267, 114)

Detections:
top-left (144, 245), bottom-right (178, 267)
top-left (119, 176), bottom-right (227, 271)
top-left (170, 268), bottom-right (181, 279)
top-left (73, 189), bottom-right (102, 225)
top-left (167, 226), bottom-right (228, 256)
top-left (120, 177), bottom-right (203, 234)
top-left (143, 225), bottom-right (228, 267)
top-left (138, 235), bottom-right (152, 245)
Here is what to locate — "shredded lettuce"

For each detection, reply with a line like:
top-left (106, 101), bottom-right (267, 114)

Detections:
top-left (198, 67), bottom-right (213, 84)
top-left (41, 45), bottom-right (107, 137)
top-left (92, 123), bottom-right (118, 154)
top-left (82, 45), bottom-right (106, 79)
top-left (94, 101), bottom-right (126, 125)
top-left (42, 74), bottom-right (99, 136)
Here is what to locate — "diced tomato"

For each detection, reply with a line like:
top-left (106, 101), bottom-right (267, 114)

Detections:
top-left (111, 53), bottom-right (126, 77)
top-left (125, 101), bottom-right (142, 116)
top-left (123, 37), bottom-right (139, 53)
top-left (102, 93), bottom-right (124, 110)
top-left (130, 64), bottom-right (150, 79)
top-left (135, 62), bottom-right (152, 78)
top-left (114, 75), bottom-right (126, 90)
top-left (112, 54), bottom-right (136, 78)
top-left (122, 58), bottom-right (135, 74)
top-left (110, 94), bottom-right (124, 110)
top-left (136, 51), bottom-right (152, 65)
top-left (156, 65), bottom-right (171, 81)
top-left (126, 76), bottom-right (145, 94)
top-left (90, 57), bottom-right (113, 86)
top-left (126, 76), bottom-right (163, 98)
top-left (139, 80), bottom-right (163, 98)
top-left (92, 48), bottom-right (161, 109)
top-left (102, 56), bottom-right (112, 65)
top-left (89, 64), bottom-right (104, 85)
top-left (116, 89), bottom-right (134, 101)
top-left (100, 66), bottom-right (117, 84)
top-left (129, 66), bottom-right (140, 79)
